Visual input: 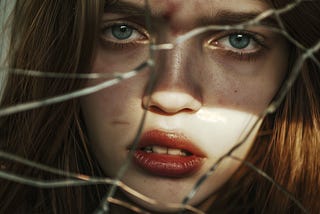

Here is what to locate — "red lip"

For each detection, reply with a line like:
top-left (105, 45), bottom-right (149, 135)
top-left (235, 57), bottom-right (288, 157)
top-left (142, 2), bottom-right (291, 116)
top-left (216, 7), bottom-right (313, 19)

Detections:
top-left (132, 130), bottom-right (206, 178)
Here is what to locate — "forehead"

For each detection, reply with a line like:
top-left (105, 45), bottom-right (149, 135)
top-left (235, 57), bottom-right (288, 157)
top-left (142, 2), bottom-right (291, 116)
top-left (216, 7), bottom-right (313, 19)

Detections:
top-left (106, 0), bottom-right (271, 29)
top-left (117, 0), bottom-right (270, 16)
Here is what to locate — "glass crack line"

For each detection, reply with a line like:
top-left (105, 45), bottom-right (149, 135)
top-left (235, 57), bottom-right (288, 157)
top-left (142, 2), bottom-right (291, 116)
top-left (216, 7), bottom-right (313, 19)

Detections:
top-left (0, 61), bottom-right (150, 117)
top-left (229, 155), bottom-right (308, 213)
top-left (0, 66), bottom-right (139, 79)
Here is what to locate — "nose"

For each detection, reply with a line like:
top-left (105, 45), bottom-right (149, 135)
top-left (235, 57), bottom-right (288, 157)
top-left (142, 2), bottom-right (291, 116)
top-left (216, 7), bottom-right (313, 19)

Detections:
top-left (143, 91), bottom-right (201, 114)
top-left (142, 44), bottom-right (202, 115)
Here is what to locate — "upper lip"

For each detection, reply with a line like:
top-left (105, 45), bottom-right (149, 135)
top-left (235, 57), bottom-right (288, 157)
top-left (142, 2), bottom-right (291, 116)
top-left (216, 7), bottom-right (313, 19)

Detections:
top-left (133, 130), bottom-right (207, 157)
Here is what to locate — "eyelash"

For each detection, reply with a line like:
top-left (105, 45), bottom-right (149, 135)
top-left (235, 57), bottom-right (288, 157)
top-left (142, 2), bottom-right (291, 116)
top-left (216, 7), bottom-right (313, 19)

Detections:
top-left (99, 22), bottom-right (268, 62)
top-left (207, 30), bottom-right (268, 62)
top-left (100, 21), bottom-right (149, 49)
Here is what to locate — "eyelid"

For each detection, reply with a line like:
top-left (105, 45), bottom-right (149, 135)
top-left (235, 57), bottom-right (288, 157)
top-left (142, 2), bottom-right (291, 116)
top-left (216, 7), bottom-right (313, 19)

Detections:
top-left (203, 30), bottom-right (269, 62)
top-left (100, 20), bottom-right (150, 44)
top-left (205, 30), bottom-right (267, 51)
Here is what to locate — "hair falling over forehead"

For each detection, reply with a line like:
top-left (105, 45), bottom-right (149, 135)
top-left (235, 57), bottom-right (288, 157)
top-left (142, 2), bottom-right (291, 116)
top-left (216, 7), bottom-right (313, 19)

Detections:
top-left (0, 0), bottom-right (320, 213)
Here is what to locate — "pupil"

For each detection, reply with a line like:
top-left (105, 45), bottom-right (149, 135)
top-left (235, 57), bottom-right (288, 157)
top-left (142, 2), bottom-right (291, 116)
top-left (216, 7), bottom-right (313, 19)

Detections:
top-left (229, 34), bottom-right (250, 49)
top-left (112, 25), bottom-right (133, 40)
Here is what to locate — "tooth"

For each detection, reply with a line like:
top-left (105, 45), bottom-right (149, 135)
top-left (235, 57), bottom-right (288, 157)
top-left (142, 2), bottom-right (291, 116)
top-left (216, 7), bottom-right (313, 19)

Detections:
top-left (144, 146), bottom-right (153, 153)
top-left (168, 148), bottom-right (181, 156)
top-left (180, 150), bottom-right (188, 156)
top-left (152, 146), bottom-right (167, 154)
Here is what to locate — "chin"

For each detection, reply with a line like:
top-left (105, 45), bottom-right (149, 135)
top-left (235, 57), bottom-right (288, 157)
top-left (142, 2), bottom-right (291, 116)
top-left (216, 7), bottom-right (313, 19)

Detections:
top-left (120, 170), bottom-right (214, 214)
top-left (123, 190), bottom-right (197, 214)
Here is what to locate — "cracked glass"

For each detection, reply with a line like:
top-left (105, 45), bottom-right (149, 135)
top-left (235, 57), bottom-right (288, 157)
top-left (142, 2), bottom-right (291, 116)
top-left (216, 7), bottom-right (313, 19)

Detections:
top-left (0, 0), bottom-right (319, 213)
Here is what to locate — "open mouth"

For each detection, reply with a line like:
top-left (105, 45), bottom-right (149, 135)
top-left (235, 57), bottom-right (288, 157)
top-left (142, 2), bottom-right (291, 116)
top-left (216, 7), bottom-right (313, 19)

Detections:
top-left (140, 145), bottom-right (193, 156)
top-left (131, 130), bottom-right (206, 178)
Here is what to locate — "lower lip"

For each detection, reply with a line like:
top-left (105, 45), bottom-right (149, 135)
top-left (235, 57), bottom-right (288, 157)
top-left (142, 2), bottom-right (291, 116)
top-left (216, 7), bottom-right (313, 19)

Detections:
top-left (133, 151), bottom-right (204, 178)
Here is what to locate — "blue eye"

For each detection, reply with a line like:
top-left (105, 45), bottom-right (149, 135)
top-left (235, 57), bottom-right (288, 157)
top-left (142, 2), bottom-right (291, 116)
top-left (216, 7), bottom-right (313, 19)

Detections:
top-left (111, 25), bottom-right (133, 40)
top-left (209, 31), bottom-right (263, 54)
top-left (100, 22), bottom-right (148, 45)
top-left (229, 34), bottom-right (251, 49)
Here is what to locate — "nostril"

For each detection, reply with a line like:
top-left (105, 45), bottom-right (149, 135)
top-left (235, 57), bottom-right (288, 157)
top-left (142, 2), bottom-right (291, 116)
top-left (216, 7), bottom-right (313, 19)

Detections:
top-left (142, 91), bottom-right (202, 115)
top-left (146, 104), bottom-right (196, 115)
top-left (147, 105), bottom-right (168, 114)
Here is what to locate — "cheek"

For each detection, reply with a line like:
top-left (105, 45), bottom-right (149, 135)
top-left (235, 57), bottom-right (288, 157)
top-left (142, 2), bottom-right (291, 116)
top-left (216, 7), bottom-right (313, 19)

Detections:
top-left (95, 45), bottom-right (149, 73)
top-left (81, 85), bottom-right (129, 124)
top-left (80, 75), bottom-right (148, 130)
top-left (80, 46), bottom-right (151, 175)
top-left (80, 53), bottom-right (150, 123)
top-left (199, 47), bottom-right (288, 114)
top-left (80, 87), bottom-right (133, 176)
top-left (186, 108), bottom-right (261, 159)
top-left (80, 72), bottom-right (150, 174)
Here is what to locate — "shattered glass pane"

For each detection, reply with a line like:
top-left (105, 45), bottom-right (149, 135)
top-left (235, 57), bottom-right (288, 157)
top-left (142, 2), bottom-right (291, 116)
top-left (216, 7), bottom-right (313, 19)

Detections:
top-left (0, 0), bottom-right (319, 213)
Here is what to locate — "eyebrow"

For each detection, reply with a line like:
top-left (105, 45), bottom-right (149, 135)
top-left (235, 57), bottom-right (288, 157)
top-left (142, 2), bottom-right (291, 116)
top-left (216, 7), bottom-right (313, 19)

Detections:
top-left (199, 10), bottom-right (278, 27)
top-left (104, 1), bottom-right (277, 27)
top-left (105, 1), bottom-right (147, 16)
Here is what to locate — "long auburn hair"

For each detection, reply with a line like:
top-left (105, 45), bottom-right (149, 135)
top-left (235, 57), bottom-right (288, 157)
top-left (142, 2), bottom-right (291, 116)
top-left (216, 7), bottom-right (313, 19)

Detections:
top-left (0, 0), bottom-right (319, 213)
top-left (0, 0), bottom-right (106, 213)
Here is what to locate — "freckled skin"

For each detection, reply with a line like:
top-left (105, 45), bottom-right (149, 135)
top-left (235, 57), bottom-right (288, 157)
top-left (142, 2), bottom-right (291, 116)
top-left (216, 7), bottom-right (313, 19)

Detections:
top-left (81, 0), bottom-right (289, 212)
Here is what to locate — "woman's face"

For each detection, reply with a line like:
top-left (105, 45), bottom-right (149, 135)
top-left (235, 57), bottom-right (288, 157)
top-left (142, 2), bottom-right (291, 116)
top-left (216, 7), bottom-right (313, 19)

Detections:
top-left (81, 0), bottom-right (288, 212)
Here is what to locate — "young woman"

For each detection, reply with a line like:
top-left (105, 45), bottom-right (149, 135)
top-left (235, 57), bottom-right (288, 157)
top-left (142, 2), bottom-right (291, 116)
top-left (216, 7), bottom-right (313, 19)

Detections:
top-left (0, 0), bottom-right (319, 213)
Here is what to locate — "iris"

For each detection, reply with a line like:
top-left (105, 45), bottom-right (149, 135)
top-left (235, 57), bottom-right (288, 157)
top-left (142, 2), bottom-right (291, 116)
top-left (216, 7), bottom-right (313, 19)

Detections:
top-left (111, 25), bottom-right (133, 40)
top-left (229, 34), bottom-right (251, 49)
